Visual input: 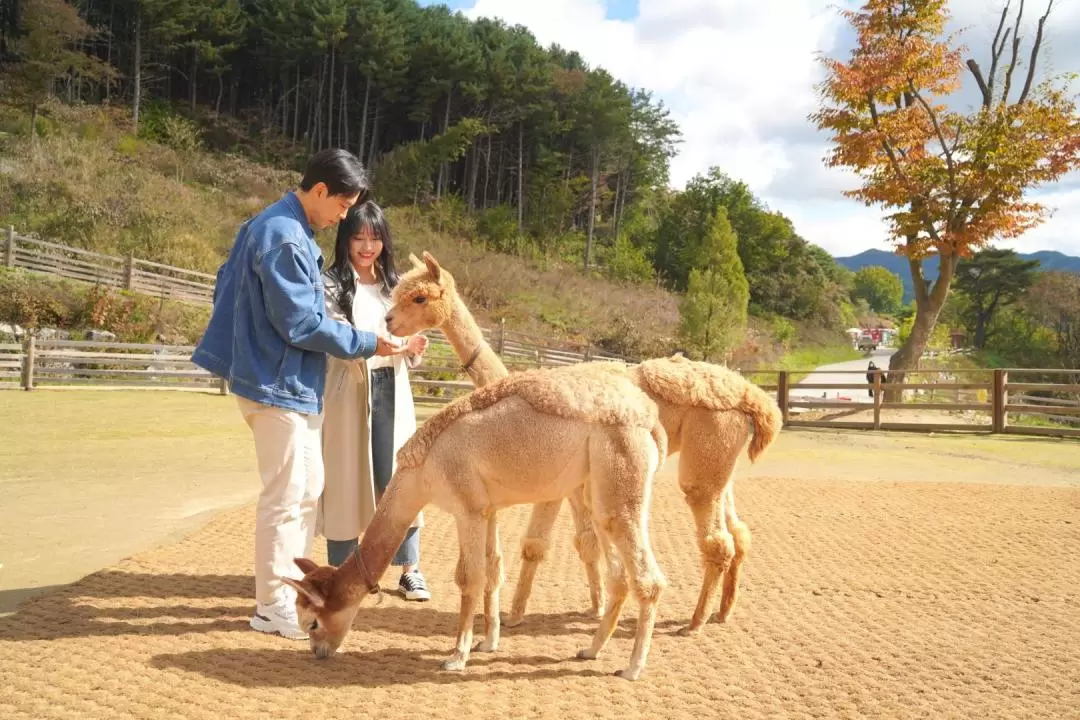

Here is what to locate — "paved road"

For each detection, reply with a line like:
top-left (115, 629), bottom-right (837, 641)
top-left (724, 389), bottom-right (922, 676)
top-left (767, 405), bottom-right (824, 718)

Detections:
top-left (789, 347), bottom-right (893, 405)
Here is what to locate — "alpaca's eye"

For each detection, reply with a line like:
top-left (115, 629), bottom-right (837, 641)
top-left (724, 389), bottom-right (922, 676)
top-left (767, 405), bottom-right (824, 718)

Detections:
top-left (413, 296), bottom-right (426, 305)
top-left (309, 619), bottom-right (319, 631)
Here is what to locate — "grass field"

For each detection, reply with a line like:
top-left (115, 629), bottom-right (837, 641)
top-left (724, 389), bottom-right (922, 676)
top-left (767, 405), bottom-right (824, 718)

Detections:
top-left (1, 391), bottom-right (1078, 719)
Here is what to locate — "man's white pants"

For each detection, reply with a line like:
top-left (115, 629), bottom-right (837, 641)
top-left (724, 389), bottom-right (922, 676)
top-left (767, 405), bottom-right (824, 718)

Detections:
top-left (236, 396), bottom-right (324, 607)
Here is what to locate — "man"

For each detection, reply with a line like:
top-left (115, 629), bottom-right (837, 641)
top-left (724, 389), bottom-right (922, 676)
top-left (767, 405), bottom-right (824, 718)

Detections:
top-left (192, 148), bottom-right (403, 640)
top-left (866, 361), bottom-right (878, 398)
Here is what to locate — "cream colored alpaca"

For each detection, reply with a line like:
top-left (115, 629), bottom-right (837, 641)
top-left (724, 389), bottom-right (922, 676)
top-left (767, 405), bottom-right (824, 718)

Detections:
top-left (283, 366), bottom-right (668, 680)
top-left (385, 252), bottom-right (783, 634)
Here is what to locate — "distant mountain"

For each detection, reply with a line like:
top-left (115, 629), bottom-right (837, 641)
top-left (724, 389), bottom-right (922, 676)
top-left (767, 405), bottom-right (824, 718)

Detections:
top-left (834, 248), bottom-right (1080, 303)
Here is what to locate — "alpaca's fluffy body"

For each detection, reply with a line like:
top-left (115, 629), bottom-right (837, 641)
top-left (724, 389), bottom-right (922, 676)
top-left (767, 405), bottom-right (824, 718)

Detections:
top-left (284, 368), bottom-right (668, 680)
top-left (384, 252), bottom-right (782, 633)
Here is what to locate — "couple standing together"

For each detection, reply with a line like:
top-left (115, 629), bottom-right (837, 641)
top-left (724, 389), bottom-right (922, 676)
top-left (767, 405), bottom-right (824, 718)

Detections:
top-left (191, 148), bottom-right (431, 641)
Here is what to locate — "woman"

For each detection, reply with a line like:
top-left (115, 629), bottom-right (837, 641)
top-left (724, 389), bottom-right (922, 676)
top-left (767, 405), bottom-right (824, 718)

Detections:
top-left (318, 200), bottom-right (431, 601)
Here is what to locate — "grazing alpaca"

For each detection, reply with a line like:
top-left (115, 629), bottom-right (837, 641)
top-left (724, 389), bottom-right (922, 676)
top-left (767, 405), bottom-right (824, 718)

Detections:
top-left (385, 252), bottom-right (783, 634)
top-left (283, 365), bottom-right (668, 680)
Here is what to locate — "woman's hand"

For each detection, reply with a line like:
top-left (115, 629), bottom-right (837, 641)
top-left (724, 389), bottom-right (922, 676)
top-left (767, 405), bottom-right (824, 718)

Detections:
top-left (405, 334), bottom-right (429, 356)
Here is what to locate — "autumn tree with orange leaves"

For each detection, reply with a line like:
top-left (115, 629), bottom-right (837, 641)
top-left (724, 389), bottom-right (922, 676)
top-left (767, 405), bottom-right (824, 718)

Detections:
top-left (812, 0), bottom-right (1080, 386)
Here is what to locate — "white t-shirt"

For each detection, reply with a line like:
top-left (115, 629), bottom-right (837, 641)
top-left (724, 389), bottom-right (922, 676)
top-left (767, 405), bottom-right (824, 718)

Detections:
top-left (350, 277), bottom-right (395, 370)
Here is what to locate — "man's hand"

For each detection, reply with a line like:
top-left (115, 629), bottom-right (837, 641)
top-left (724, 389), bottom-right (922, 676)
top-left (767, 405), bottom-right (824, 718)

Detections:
top-left (405, 334), bottom-right (429, 356)
top-left (375, 335), bottom-right (407, 357)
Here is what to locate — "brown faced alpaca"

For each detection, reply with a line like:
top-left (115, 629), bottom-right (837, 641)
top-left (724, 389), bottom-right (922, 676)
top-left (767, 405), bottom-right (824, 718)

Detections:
top-left (283, 366), bottom-right (668, 680)
top-left (385, 251), bottom-right (783, 635)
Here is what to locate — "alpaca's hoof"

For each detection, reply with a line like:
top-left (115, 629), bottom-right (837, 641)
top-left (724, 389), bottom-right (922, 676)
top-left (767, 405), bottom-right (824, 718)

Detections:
top-left (441, 656), bottom-right (467, 672)
top-left (677, 624), bottom-right (703, 637)
top-left (614, 668), bottom-right (641, 681)
top-left (576, 648), bottom-right (597, 661)
top-left (503, 614), bottom-right (524, 628)
top-left (473, 640), bottom-right (498, 653)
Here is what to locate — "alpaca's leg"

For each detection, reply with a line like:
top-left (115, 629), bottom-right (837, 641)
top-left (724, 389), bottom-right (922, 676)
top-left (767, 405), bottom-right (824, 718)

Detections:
top-left (610, 518), bottom-right (665, 681)
top-left (717, 485), bottom-right (751, 623)
top-left (506, 499), bottom-right (561, 627)
top-left (475, 512), bottom-right (503, 652)
top-left (575, 539), bottom-right (629, 661)
top-left (577, 427), bottom-right (665, 681)
top-left (678, 410), bottom-right (743, 636)
top-left (581, 495), bottom-right (665, 680)
top-left (443, 511), bottom-right (486, 672)
top-left (679, 487), bottom-right (732, 636)
top-left (567, 485), bottom-right (605, 618)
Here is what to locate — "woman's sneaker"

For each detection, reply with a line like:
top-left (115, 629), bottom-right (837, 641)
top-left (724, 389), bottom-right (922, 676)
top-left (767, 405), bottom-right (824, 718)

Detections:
top-left (398, 570), bottom-right (431, 602)
top-left (250, 600), bottom-right (309, 640)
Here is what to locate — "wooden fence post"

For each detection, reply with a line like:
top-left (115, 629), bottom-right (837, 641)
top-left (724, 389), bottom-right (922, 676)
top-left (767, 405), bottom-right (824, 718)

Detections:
top-left (21, 334), bottom-right (36, 391)
top-left (4, 227), bottom-right (14, 268)
top-left (219, 376), bottom-right (229, 396)
top-left (992, 369), bottom-right (1008, 433)
top-left (873, 371), bottom-right (883, 430)
top-left (583, 344), bottom-right (592, 362)
top-left (496, 318), bottom-right (506, 356)
top-left (777, 371), bottom-right (790, 425)
top-left (123, 255), bottom-right (135, 290)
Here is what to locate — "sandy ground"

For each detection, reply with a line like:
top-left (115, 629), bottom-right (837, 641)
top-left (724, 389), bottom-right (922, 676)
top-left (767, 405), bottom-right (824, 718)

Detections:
top-left (2, 392), bottom-right (1079, 718)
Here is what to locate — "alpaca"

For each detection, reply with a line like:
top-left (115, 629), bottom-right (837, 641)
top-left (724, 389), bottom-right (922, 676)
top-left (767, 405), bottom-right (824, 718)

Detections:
top-left (283, 365), bottom-right (668, 680)
top-left (386, 252), bottom-right (608, 619)
top-left (385, 252), bottom-right (783, 634)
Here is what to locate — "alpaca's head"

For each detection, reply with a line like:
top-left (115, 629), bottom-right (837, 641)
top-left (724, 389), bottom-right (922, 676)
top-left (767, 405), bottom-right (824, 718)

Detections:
top-left (281, 558), bottom-right (365, 659)
top-left (385, 251), bottom-right (457, 337)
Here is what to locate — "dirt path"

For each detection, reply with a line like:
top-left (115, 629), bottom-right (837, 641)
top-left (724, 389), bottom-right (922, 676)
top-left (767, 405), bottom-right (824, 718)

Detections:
top-left (2, 392), bottom-right (1079, 718)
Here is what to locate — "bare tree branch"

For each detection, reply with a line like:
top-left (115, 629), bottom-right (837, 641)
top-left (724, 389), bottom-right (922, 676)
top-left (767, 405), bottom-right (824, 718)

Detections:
top-left (967, 59), bottom-right (991, 104)
top-left (909, 81), bottom-right (958, 219)
top-left (868, 93), bottom-right (910, 183)
top-left (987, 2), bottom-right (1012, 107)
top-left (1002, 0), bottom-right (1026, 104)
top-left (1019, 0), bottom-right (1054, 103)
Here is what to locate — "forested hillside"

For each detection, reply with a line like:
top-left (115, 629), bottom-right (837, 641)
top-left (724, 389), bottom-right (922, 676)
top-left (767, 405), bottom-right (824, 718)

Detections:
top-left (837, 249), bottom-right (1080, 304)
top-left (0, 0), bottom-right (862, 363)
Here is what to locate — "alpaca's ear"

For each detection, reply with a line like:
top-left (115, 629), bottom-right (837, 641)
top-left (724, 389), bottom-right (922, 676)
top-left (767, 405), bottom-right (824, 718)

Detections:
top-left (281, 576), bottom-right (325, 608)
top-left (294, 557), bottom-right (320, 575)
top-left (408, 253), bottom-right (424, 269)
top-left (422, 251), bottom-right (442, 282)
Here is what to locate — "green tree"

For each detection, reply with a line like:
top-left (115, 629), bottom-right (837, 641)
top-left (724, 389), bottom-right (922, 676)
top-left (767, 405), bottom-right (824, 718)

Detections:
top-left (953, 248), bottom-right (1039, 349)
top-left (852, 265), bottom-right (904, 314)
top-left (1, 0), bottom-right (111, 145)
top-left (1023, 271), bottom-right (1080, 371)
top-left (677, 208), bottom-right (749, 361)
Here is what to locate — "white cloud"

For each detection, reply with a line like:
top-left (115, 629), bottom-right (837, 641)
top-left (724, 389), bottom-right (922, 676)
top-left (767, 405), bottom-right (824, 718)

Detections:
top-left (460, 0), bottom-right (1080, 258)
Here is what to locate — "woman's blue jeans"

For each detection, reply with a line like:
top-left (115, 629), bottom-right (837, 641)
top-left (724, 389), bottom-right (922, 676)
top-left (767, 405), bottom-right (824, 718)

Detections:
top-left (326, 367), bottom-right (420, 569)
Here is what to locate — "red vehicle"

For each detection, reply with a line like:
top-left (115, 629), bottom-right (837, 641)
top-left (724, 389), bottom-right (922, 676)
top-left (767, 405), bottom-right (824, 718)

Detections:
top-left (857, 328), bottom-right (882, 352)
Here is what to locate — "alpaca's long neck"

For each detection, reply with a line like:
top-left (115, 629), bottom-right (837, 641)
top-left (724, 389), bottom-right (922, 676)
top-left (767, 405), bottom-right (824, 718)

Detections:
top-left (336, 470), bottom-right (429, 607)
top-left (442, 294), bottom-right (508, 385)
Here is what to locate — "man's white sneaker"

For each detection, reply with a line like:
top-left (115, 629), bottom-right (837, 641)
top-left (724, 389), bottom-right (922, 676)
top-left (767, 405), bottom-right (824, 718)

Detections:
top-left (250, 601), bottom-right (309, 640)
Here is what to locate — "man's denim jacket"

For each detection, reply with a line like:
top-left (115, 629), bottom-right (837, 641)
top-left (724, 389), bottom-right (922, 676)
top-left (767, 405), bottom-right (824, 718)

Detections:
top-left (191, 192), bottom-right (377, 414)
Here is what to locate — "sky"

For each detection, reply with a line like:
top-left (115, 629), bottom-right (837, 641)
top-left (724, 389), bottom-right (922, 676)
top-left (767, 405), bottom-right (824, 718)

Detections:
top-left (417, 0), bottom-right (1080, 258)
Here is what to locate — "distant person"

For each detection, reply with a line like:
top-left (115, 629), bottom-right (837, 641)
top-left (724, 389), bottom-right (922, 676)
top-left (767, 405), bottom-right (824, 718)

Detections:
top-left (866, 361), bottom-right (878, 398)
top-left (190, 148), bottom-right (405, 641)
top-left (319, 200), bottom-right (432, 601)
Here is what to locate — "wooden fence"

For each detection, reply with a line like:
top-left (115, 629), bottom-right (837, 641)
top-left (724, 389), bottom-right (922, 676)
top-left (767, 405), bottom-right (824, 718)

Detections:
top-left (4, 338), bottom-right (1077, 439)
top-left (4, 227), bottom-right (217, 304)
top-left (2, 227), bottom-right (629, 363)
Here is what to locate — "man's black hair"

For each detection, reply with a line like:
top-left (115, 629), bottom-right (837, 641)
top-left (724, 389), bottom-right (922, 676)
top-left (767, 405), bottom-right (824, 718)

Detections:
top-left (299, 148), bottom-right (370, 199)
